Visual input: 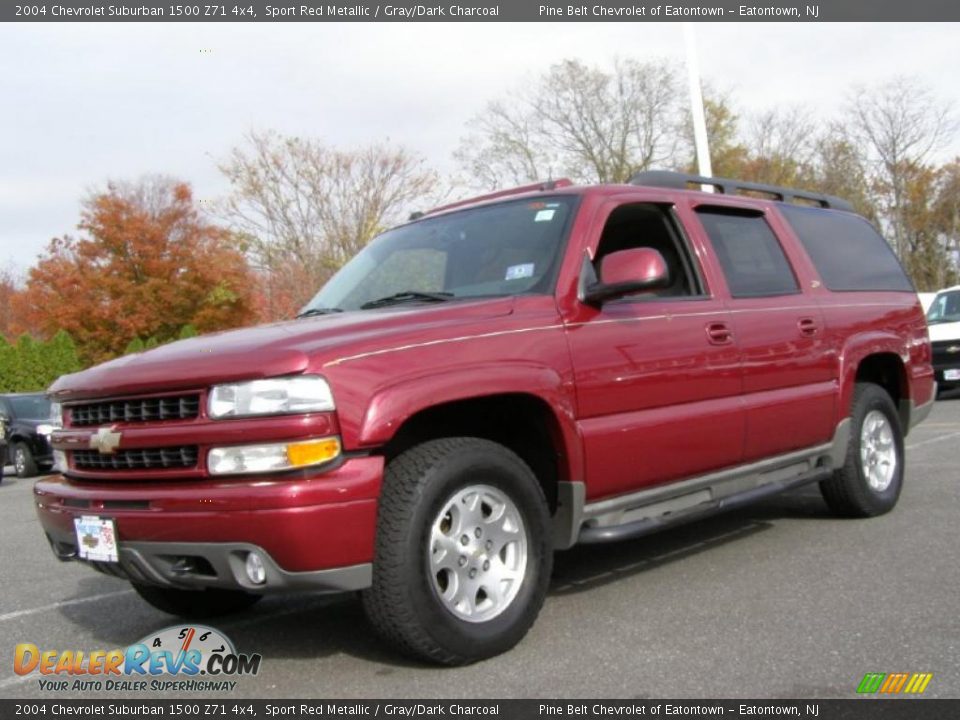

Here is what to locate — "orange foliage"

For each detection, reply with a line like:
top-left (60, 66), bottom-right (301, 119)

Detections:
top-left (0, 270), bottom-right (20, 341)
top-left (14, 179), bottom-right (259, 365)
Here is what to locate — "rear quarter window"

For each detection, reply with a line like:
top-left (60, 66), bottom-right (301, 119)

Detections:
top-left (778, 205), bottom-right (914, 292)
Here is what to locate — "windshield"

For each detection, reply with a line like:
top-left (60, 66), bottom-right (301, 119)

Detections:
top-left (8, 395), bottom-right (50, 420)
top-left (302, 196), bottom-right (577, 313)
top-left (926, 290), bottom-right (960, 324)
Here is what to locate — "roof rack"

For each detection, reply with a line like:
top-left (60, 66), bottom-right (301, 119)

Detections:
top-left (422, 178), bottom-right (573, 217)
top-left (628, 170), bottom-right (854, 213)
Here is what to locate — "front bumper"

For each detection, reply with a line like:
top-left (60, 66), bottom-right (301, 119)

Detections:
top-left (34, 455), bottom-right (383, 593)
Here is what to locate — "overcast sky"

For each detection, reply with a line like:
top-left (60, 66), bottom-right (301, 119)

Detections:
top-left (1, 22), bottom-right (958, 273)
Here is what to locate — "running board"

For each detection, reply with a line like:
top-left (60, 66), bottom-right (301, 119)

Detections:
top-left (559, 419), bottom-right (849, 547)
top-left (577, 465), bottom-right (831, 544)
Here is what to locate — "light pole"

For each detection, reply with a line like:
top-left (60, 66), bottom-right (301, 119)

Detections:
top-left (683, 23), bottom-right (713, 187)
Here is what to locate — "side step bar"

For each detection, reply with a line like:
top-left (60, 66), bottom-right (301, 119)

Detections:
top-left (552, 419), bottom-right (849, 548)
top-left (577, 465), bottom-right (831, 544)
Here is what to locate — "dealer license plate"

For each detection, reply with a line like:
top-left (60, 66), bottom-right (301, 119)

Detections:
top-left (945, 369), bottom-right (960, 381)
top-left (74, 516), bottom-right (118, 562)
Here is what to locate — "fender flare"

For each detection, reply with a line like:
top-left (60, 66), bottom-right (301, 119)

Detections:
top-left (356, 362), bottom-right (583, 487)
top-left (835, 331), bottom-right (909, 423)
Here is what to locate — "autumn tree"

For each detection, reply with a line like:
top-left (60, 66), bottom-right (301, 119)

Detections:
top-left (934, 160), bottom-right (960, 286)
top-left (15, 177), bottom-right (257, 365)
top-left (218, 131), bottom-right (439, 319)
top-left (687, 95), bottom-right (750, 179)
top-left (0, 268), bottom-right (21, 341)
top-left (456, 58), bottom-right (687, 188)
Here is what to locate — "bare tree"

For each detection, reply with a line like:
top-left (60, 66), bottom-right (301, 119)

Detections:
top-left (218, 131), bottom-right (439, 317)
top-left (456, 58), bottom-right (686, 188)
top-left (812, 126), bottom-right (878, 221)
top-left (845, 77), bottom-right (956, 255)
top-left (742, 108), bottom-right (818, 186)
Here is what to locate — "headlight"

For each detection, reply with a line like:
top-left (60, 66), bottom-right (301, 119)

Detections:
top-left (208, 437), bottom-right (341, 475)
top-left (208, 376), bottom-right (335, 419)
top-left (49, 401), bottom-right (63, 426)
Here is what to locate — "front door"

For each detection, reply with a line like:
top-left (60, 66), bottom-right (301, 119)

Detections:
top-left (564, 200), bottom-right (744, 501)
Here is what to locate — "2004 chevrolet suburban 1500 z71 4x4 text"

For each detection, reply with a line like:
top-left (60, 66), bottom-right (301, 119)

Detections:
top-left (36, 171), bottom-right (935, 665)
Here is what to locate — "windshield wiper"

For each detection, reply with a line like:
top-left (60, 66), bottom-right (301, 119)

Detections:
top-left (360, 291), bottom-right (454, 310)
top-left (296, 307), bottom-right (344, 318)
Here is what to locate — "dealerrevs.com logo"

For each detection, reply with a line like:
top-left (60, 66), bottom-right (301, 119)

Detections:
top-left (14, 625), bottom-right (261, 692)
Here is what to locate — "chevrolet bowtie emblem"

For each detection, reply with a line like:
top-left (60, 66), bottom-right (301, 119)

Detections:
top-left (89, 426), bottom-right (122, 455)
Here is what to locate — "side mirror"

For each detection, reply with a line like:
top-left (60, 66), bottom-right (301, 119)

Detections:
top-left (581, 248), bottom-right (670, 305)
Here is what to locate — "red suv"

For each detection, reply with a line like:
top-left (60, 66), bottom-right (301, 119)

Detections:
top-left (37, 172), bottom-right (935, 664)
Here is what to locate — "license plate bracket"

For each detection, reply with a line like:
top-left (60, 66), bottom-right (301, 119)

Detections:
top-left (73, 516), bottom-right (118, 563)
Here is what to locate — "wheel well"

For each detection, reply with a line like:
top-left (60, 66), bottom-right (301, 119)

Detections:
top-left (381, 394), bottom-right (567, 513)
top-left (856, 353), bottom-right (908, 426)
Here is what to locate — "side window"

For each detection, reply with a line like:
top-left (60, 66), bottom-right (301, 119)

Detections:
top-left (595, 203), bottom-right (703, 298)
top-left (696, 208), bottom-right (799, 298)
top-left (778, 204), bottom-right (914, 292)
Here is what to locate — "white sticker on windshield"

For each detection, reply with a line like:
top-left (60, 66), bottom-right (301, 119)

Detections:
top-left (505, 263), bottom-right (535, 281)
top-left (534, 209), bottom-right (556, 222)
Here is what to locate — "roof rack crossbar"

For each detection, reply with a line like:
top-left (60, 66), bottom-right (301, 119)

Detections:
top-left (628, 170), bottom-right (854, 213)
top-left (423, 178), bottom-right (573, 217)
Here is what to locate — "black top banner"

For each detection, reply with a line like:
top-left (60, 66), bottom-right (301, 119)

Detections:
top-left (3, 0), bottom-right (959, 22)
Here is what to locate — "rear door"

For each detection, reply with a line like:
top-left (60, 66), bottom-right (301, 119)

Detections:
top-left (690, 204), bottom-right (836, 461)
top-left (563, 196), bottom-right (744, 500)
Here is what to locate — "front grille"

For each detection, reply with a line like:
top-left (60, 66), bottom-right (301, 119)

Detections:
top-left (70, 395), bottom-right (201, 426)
top-left (932, 340), bottom-right (960, 366)
top-left (72, 446), bottom-right (199, 471)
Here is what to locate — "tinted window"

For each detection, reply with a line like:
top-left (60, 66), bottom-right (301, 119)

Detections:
top-left (595, 204), bottom-right (703, 298)
top-left (304, 196), bottom-right (576, 313)
top-left (8, 395), bottom-right (50, 420)
top-left (779, 205), bottom-right (913, 292)
top-left (696, 209), bottom-right (799, 298)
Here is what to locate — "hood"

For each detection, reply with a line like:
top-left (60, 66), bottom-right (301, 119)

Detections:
top-left (10, 417), bottom-right (48, 430)
top-left (928, 320), bottom-right (960, 343)
top-left (49, 298), bottom-right (514, 400)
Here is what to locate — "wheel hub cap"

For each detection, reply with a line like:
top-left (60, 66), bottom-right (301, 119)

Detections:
top-left (860, 410), bottom-right (896, 492)
top-left (428, 484), bottom-right (528, 623)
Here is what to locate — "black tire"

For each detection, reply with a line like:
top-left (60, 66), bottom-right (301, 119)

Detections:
top-left (14, 442), bottom-right (38, 478)
top-left (362, 437), bottom-right (553, 665)
top-left (820, 383), bottom-right (904, 518)
top-left (132, 583), bottom-right (262, 619)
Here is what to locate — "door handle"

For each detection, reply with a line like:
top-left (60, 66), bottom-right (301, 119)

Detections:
top-left (705, 322), bottom-right (734, 345)
top-left (798, 317), bottom-right (819, 337)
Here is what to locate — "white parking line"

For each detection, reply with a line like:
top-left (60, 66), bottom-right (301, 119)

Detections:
top-left (0, 589), bottom-right (133, 623)
top-left (907, 430), bottom-right (960, 451)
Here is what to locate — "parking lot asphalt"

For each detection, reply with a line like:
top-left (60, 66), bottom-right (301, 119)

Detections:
top-left (2, 397), bottom-right (958, 700)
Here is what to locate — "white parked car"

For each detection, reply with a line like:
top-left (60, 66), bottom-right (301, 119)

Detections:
top-left (926, 286), bottom-right (960, 396)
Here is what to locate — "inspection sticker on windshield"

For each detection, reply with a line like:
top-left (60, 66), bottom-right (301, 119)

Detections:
top-left (534, 209), bottom-right (556, 222)
top-left (74, 515), bottom-right (118, 562)
top-left (505, 263), bottom-right (535, 281)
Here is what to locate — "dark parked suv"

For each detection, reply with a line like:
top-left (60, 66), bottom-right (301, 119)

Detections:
top-left (1, 393), bottom-right (56, 478)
